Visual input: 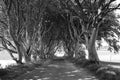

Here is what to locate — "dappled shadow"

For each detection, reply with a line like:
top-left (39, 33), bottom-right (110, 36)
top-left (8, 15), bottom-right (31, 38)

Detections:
top-left (16, 61), bottom-right (98, 80)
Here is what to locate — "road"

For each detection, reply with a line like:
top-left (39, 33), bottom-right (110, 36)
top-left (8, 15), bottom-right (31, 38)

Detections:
top-left (16, 60), bottom-right (98, 80)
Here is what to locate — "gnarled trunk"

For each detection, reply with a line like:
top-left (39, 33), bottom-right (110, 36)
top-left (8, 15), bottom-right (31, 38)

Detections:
top-left (85, 28), bottom-right (99, 62)
top-left (10, 33), bottom-right (23, 64)
top-left (14, 42), bottom-right (23, 64)
top-left (88, 43), bottom-right (99, 61)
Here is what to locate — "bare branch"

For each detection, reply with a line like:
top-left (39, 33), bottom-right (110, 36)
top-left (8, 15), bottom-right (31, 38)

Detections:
top-left (0, 19), bottom-right (8, 27)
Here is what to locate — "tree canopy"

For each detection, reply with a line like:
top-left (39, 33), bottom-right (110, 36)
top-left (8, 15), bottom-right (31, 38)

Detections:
top-left (0, 0), bottom-right (120, 63)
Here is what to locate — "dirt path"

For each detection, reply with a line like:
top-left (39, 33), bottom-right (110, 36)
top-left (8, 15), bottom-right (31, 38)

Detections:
top-left (16, 61), bottom-right (99, 80)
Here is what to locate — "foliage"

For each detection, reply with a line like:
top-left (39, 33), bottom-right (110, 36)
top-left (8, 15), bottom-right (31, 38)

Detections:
top-left (0, 0), bottom-right (51, 63)
top-left (71, 58), bottom-right (120, 80)
top-left (0, 0), bottom-right (120, 62)
top-left (68, 0), bottom-right (120, 52)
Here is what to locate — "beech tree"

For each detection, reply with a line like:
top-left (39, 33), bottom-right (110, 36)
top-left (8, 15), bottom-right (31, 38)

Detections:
top-left (65, 0), bottom-right (120, 62)
top-left (0, 1), bottom-right (19, 62)
top-left (1, 0), bottom-right (51, 63)
top-left (0, 0), bottom-right (120, 63)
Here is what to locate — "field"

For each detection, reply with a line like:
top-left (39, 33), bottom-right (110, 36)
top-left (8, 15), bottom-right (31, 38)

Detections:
top-left (98, 50), bottom-right (120, 62)
top-left (0, 50), bottom-right (120, 68)
top-left (0, 50), bottom-right (17, 68)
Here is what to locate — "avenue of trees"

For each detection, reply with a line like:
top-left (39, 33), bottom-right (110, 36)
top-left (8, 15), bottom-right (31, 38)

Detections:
top-left (0, 0), bottom-right (120, 64)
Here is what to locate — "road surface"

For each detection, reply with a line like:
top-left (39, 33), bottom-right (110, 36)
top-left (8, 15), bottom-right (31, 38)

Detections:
top-left (16, 61), bottom-right (98, 80)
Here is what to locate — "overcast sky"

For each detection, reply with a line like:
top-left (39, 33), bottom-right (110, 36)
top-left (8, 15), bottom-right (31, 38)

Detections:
top-left (115, 0), bottom-right (120, 14)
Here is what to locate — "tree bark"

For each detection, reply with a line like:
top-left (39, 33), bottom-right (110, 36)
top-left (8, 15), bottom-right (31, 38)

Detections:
top-left (86, 28), bottom-right (99, 62)
top-left (15, 42), bottom-right (23, 64)
top-left (10, 32), bottom-right (23, 64)
top-left (23, 47), bottom-right (31, 63)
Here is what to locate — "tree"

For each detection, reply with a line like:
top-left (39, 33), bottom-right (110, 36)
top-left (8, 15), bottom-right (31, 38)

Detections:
top-left (66, 0), bottom-right (120, 62)
top-left (1, 0), bottom-right (50, 63)
top-left (1, 0), bottom-right (119, 63)
top-left (0, 1), bottom-right (19, 62)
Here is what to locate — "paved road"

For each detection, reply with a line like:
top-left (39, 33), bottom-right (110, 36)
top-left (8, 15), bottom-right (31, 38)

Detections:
top-left (16, 61), bottom-right (99, 80)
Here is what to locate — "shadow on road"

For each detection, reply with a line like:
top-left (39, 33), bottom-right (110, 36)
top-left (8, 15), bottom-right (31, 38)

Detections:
top-left (16, 61), bottom-right (98, 80)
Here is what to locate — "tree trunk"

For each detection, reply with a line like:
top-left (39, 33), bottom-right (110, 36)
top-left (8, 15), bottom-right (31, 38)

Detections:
top-left (24, 54), bottom-right (31, 62)
top-left (23, 50), bottom-right (31, 63)
top-left (86, 28), bottom-right (99, 62)
top-left (11, 35), bottom-right (23, 64)
top-left (88, 43), bottom-right (99, 61)
top-left (67, 47), bottom-right (74, 59)
top-left (24, 46), bottom-right (32, 62)
top-left (9, 24), bottom-right (23, 64)
top-left (15, 43), bottom-right (23, 64)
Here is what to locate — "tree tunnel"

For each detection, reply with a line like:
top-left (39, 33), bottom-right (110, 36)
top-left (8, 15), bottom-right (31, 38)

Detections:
top-left (1, 0), bottom-right (120, 64)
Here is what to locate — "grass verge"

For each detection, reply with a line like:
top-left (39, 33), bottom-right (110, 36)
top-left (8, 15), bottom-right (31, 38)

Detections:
top-left (0, 59), bottom-right (51, 80)
top-left (70, 58), bottom-right (120, 80)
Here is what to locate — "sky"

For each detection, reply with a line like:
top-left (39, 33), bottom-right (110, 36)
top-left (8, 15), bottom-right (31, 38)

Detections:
top-left (99, 0), bottom-right (120, 46)
top-left (115, 0), bottom-right (120, 14)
